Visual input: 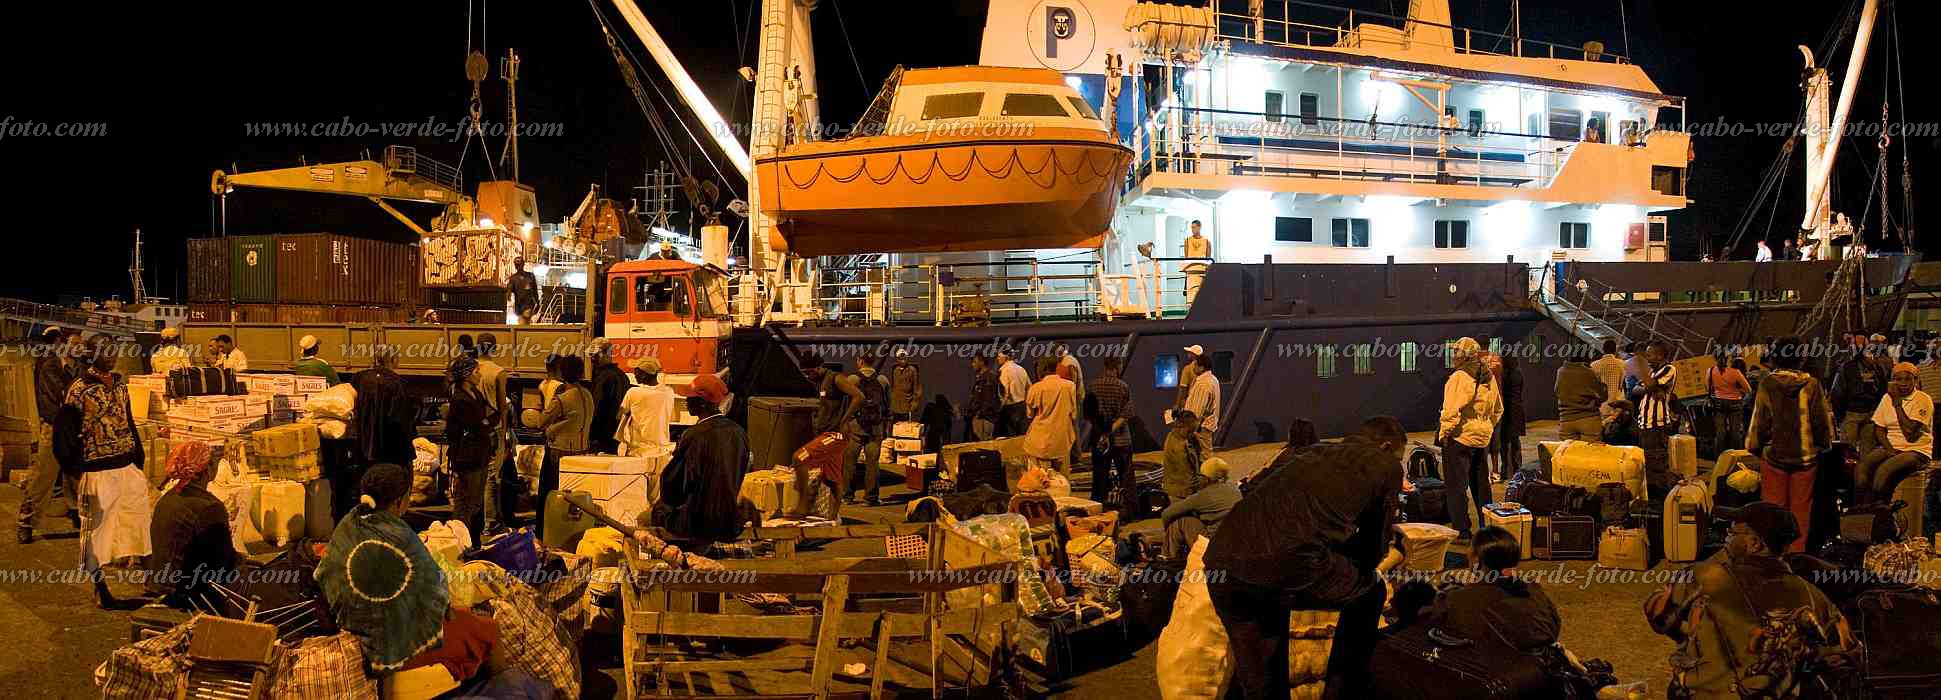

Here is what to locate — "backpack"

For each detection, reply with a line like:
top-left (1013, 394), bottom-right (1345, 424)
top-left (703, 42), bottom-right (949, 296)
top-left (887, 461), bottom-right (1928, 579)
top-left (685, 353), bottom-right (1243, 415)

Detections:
top-left (850, 370), bottom-right (888, 429)
top-left (1404, 478), bottom-right (1450, 524)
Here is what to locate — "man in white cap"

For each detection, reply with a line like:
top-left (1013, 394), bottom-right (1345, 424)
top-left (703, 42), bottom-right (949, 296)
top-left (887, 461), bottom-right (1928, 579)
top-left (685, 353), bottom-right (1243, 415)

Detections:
top-left (291, 334), bottom-right (341, 386)
top-left (150, 327), bottom-right (192, 376)
top-left (1174, 345), bottom-right (1205, 416)
top-left (616, 355), bottom-right (677, 458)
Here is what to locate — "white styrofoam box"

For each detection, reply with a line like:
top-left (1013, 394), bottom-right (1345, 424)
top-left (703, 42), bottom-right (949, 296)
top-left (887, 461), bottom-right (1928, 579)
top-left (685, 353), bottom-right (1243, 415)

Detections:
top-left (892, 421), bottom-right (926, 440)
top-left (293, 376), bottom-right (329, 394)
top-left (559, 454), bottom-right (656, 475)
top-left (559, 470), bottom-right (657, 507)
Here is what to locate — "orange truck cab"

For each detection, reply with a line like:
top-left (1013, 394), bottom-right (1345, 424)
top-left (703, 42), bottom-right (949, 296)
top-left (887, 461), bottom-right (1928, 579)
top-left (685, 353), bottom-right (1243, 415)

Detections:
top-left (601, 259), bottom-right (732, 380)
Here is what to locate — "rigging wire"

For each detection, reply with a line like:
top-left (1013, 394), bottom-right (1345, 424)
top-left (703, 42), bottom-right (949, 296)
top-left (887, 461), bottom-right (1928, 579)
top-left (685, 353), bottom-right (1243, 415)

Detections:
top-left (587, 0), bottom-right (740, 200)
top-left (828, 0), bottom-right (871, 98)
top-left (1616, 0), bottom-right (1630, 60)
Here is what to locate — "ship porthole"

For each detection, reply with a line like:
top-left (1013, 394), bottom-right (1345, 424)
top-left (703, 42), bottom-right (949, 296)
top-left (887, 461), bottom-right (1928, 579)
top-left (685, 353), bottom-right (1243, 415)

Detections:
top-left (1448, 284), bottom-right (1458, 294)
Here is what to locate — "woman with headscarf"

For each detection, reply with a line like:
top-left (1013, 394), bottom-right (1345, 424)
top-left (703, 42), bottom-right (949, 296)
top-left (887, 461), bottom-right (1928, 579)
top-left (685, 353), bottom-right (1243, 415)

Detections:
top-left (445, 356), bottom-right (497, 537)
top-left (52, 334), bottom-right (151, 608)
top-left (145, 440), bottom-right (237, 611)
top-left (319, 464), bottom-right (498, 676)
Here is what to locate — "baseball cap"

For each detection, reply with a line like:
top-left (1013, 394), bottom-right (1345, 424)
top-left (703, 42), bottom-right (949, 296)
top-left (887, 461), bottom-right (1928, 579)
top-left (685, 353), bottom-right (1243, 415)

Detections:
top-left (680, 373), bottom-right (729, 403)
top-left (636, 356), bottom-right (662, 374)
top-left (1184, 344), bottom-right (1204, 356)
top-left (1728, 502), bottom-right (1801, 552)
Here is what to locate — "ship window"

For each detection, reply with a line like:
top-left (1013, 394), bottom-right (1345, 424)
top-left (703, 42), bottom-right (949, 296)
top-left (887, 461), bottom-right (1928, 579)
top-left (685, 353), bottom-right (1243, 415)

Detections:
top-left (1548, 107), bottom-right (1583, 141)
top-left (1352, 344), bottom-right (1374, 375)
top-left (1468, 109), bottom-right (1485, 137)
top-left (921, 92), bottom-right (984, 120)
top-left (1488, 337), bottom-right (1503, 354)
top-left (1275, 217), bottom-right (1313, 242)
top-left (1587, 111), bottom-right (1610, 143)
top-left (1331, 218), bottom-right (1370, 248)
top-left (1400, 342), bottom-right (1419, 372)
top-left (1652, 166), bottom-right (1684, 196)
top-left (1649, 219), bottom-right (1668, 242)
top-left (1211, 351), bottom-right (1235, 381)
top-left (607, 276), bottom-right (629, 315)
top-left (1317, 346), bottom-right (1337, 378)
top-left (1000, 93), bottom-right (1070, 117)
top-left (1065, 96), bottom-right (1099, 120)
top-left (1154, 353), bottom-right (1181, 389)
top-left (1435, 220), bottom-right (1469, 249)
top-left (1265, 91), bottom-right (1285, 123)
top-left (1444, 340), bottom-right (1460, 368)
top-left (1559, 222), bottom-right (1590, 249)
top-left (1299, 93), bottom-right (1319, 126)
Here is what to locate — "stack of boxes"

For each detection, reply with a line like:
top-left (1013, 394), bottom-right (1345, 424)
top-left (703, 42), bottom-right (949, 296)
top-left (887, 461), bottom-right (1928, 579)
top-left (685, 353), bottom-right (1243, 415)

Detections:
top-left (887, 421), bottom-right (937, 489)
top-left (241, 374), bottom-right (328, 426)
top-left (248, 422), bottom-right (329, 544)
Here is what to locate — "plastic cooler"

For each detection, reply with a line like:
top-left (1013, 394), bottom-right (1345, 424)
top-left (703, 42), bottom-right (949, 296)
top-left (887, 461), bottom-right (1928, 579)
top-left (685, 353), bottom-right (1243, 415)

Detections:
top-left (1393, 522), bottom-right (1459, 571)
top-left (1482, 503), bottom-right (1534, 559)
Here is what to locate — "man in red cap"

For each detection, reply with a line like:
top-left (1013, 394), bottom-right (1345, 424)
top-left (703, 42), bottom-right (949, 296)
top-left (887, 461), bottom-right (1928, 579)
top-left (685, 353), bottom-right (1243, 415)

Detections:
top-left (654, 374), bottom-right (749, 548)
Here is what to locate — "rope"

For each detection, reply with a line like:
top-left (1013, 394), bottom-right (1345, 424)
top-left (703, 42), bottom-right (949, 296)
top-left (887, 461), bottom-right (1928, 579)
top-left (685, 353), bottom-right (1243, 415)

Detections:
top-left (1616, 0), bottom-right (1631, 61)
top-left (829, 0), bottom-right (871, 98)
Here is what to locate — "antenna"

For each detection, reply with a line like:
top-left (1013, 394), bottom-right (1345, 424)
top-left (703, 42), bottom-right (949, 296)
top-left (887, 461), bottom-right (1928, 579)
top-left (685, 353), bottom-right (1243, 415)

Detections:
top-left (499, 48), bottom-right (522, 182)
top-left (128, 229), bottom-right (145, 305)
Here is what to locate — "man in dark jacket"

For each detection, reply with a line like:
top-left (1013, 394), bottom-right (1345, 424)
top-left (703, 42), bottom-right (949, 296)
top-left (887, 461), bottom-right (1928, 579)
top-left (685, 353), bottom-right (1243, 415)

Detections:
top-left (1206, 415), bottom-right (1406, 699)
top-left (964, 354), bottom-right (1000, 441)
top-left (18, 327), bottom-right (81, 543)
top-left (587, 338), bottom-right (630, 454)
top-left (1645, 502), bottom-right (1854, 698)
top-left (1830, 338), bottom-right (1889, 453)
top-left (1746, 337), bottom-right (1835, 552)
top-left (1555, 344), bottom-right (1608, 442)
top-left (656, 374), bottom-right (750, 548)
top-left (353, 346), bottom-right (418, 468)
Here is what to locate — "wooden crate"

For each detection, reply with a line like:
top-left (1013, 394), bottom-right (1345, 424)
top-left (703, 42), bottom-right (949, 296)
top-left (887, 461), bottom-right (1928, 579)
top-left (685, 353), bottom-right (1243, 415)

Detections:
top-left (619, 522), bottom-right (1021, 698)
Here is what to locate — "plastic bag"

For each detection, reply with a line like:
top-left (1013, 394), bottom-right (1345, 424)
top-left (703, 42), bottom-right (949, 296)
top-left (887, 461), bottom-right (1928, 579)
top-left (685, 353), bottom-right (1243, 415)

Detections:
top-left (303, 384), bottom-right (356, 421)
top-left (1155, 535), bottom-right (1231, 700)
top-left (308, 418), bottom-right (347, 440)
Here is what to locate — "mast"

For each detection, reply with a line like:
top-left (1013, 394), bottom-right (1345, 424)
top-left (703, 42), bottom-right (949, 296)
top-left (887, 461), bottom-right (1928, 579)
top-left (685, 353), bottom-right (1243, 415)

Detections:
top-left (128, 229), bottom-right (145, 305)
top-left (1799, 0), bottom-right (1879, 254)
top-left (500, 48), bottom-right (521, 182)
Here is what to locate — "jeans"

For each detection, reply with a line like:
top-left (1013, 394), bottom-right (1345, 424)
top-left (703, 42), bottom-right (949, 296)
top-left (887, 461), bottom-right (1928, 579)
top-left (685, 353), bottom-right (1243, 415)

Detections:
top-left (1090, 443), bottom-right (1132, 505)
top-left (842, 425), bottom-right (883, 502)
top-left (1712, 399), bottom-right (1747, 456)
top-left (1761, 460), bottom-right (1816, 553)
top-left (1441, 441), bottom-right (1490, 535)
top-left (1639, 426), bottom-right (1673, 499)
top-left (1558, 416), bottom-right (1603, 443)
top-left (1856, 447), bottom-right (1930, 506)
top-left (998, 403), bottom-right (1027, 438)
top-left (1162, 516), bottom-right (1204, 560)
top-left (17, 422), bottom-right (74, 531)
top-left (1495, 432), bottom-right (1523, 480)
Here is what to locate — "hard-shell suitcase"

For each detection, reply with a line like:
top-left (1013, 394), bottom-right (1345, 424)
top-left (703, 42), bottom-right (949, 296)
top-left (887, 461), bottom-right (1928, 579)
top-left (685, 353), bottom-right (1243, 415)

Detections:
top-left (1532, 514), bottom-right (1597, 560)
top-left (1663, 479), bottom-right (1712, 563)
top-left (1669, 433), bottom-right (1699, 480)
top-left (1850, 589), bottom-right (1941, 699)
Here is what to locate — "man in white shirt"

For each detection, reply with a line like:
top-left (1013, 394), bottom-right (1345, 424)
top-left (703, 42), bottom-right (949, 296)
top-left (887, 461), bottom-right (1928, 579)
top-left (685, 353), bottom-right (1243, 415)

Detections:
top-left (996, 350), bottom-right (1031, 438)
top-left (1755, 240), bottom-right (1773, 262)
top-left (616, 356), bottom-right (678, 458)
top-left (1184, 352), bottom-right (1222, 453)
top-left (1857, 362), bottom-right (1933, 505)
top-left (1183, 220), bottom-right (1212, 304)
top-left (211, 334), bottom-right (247, 372)
top-left (1023, 356), bottom-right (1078, 474)
top-left (1589, 339), bottom-right (1627, 420)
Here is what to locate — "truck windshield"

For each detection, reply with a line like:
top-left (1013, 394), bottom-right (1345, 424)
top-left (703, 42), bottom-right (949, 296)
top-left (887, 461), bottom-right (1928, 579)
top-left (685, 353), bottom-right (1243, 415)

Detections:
top-left (635, 274), bottom-right (690, 317)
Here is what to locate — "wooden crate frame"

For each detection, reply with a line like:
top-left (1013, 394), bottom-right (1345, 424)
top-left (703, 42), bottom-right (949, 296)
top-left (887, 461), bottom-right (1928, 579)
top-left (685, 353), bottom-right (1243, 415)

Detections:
top-left (620, 522), bottom-right (1022, 699)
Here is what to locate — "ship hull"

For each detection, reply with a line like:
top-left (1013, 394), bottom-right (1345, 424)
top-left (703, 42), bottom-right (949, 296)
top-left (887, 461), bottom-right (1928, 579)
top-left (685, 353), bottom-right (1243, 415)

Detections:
top-left (755, 132), bottom-right (1133, 256)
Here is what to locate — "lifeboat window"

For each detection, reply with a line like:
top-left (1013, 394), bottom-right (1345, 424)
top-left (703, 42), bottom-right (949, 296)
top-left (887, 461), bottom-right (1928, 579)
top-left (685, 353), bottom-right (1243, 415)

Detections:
top-left (1154, 353), bottom-right (1180, 389)
top-left (1001, 93), bottom-right (1070, 117)
top-left (922, 92), bottom-right (984, 120)
top-left (607, 276), bottom-right (629, 315)
top-left (1066, 96), bottom-right (1100, 120)
top-left (634, 274), bottom-right (692, 317)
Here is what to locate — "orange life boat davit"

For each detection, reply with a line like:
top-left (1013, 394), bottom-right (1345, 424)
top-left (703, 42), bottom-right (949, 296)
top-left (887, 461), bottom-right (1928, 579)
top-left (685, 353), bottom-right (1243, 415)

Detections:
top-left (754, 66), bottom-right (1133, 256)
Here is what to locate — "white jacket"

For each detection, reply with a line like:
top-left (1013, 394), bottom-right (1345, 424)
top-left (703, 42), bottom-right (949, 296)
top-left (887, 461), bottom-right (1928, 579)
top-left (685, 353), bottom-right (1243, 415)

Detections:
top-left (1439, 367), bottom-right (1502, 448)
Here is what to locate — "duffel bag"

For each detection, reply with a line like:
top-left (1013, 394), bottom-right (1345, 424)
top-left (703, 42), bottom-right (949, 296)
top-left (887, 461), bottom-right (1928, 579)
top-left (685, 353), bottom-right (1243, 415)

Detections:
top-left (1365, 625), bottom-right (1557, 699)
top-left (1519, 480), bottom-right (1587, 517)
top-left (1403, 478), bottom-right (1448, 524)
top-left (1548, 441), bottom-right (1646, 502)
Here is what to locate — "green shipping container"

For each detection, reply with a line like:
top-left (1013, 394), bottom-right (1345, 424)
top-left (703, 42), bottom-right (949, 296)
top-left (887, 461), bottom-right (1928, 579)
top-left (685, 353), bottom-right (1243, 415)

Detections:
top-left (229, 235), bottom-right (278, 303)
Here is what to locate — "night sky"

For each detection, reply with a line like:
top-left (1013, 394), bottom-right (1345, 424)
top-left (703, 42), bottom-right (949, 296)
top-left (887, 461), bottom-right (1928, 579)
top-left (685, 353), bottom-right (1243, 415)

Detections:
top-left (2, 0), bottom-right (1931, 304)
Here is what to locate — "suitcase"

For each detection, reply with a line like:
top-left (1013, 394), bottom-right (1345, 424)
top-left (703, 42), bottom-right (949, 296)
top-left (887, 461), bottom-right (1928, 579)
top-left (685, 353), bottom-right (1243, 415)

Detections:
top-left (1532, 514), bottom-right (1597, 560)
top-left (1849, 589), bottom-right (1941, 698)
top-left (541, 490), bottom-right (598, 550)
top-left (1482, 503), bottom-right (1533, 559)
top-left (1593, 482), bottom-right (1632, 525)
top-left (957, 449), bottom-right (1006, 493)
top-left (1598, 527), bottom-right (1650, 570)
top-left (1547, 441), bottom-right (1646, 503)
top-left (1669, 433), bottom-right (1699, 480)
top-left (1663, 479), bottom-right (1712, 563)
top-left (1402, 477), bottom-right (1449, 524)
top-left (904, 463), bottom-right (939, 490)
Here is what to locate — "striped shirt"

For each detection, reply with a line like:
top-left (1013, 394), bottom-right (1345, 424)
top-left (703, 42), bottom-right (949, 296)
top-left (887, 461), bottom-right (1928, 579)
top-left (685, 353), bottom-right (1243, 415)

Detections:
top-left (1087, 376), bottom-right (1133, 448)
top-left (1638, 364), bottom-right (1677, 430)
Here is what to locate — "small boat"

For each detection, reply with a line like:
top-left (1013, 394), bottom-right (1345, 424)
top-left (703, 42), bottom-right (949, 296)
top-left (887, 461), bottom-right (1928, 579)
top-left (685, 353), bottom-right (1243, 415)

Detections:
top-left (754, 66), bottom-right (1133, 256)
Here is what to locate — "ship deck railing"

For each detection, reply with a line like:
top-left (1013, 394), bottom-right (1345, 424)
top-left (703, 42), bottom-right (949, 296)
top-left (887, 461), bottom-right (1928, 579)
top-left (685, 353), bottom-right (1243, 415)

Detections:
top-left (382, 145), bottom-right (462, 193)
top-left (1206, 0), bottom-right (1632, 65)
top-left (1134, 105), bottom-right (1579, 192)
top-left (728, 257), bottom-right (1207, 327)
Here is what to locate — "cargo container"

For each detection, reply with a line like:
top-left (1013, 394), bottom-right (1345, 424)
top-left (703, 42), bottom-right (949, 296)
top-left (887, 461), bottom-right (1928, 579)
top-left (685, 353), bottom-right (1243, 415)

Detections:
top-left (274, 233), bottom-right (420, 305)
top-left (186, 238), bottom-right (231, 302)
top-left (188, 302), bottom-right (409, 325)
top-left (421, 228), bottom-right (525, 288)
top-left (423, 288), bottom-right (507, 310)
top-left (229, 235), bottom-right (278, 303)
top-left (421, 308), bottom-right (508, 324)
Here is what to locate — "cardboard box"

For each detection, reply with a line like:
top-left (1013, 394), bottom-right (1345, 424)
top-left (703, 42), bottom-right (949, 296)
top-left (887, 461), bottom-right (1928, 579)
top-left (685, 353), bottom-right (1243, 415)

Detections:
top-left (293, 376), bottom-right (328, 394)
top-left (558, 454), bottom-right (657, 475)
top-left (892, 421), bottom-right (926, 440)
top-left (241, 374), bottom-right (298, 395)
top-left (1671, 355), bottom-right (1717, 400)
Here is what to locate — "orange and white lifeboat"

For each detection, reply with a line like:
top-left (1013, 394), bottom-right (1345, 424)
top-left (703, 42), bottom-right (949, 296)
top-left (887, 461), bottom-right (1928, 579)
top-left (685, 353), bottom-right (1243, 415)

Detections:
top-left (755, 66), bottom-right (1133, 255)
